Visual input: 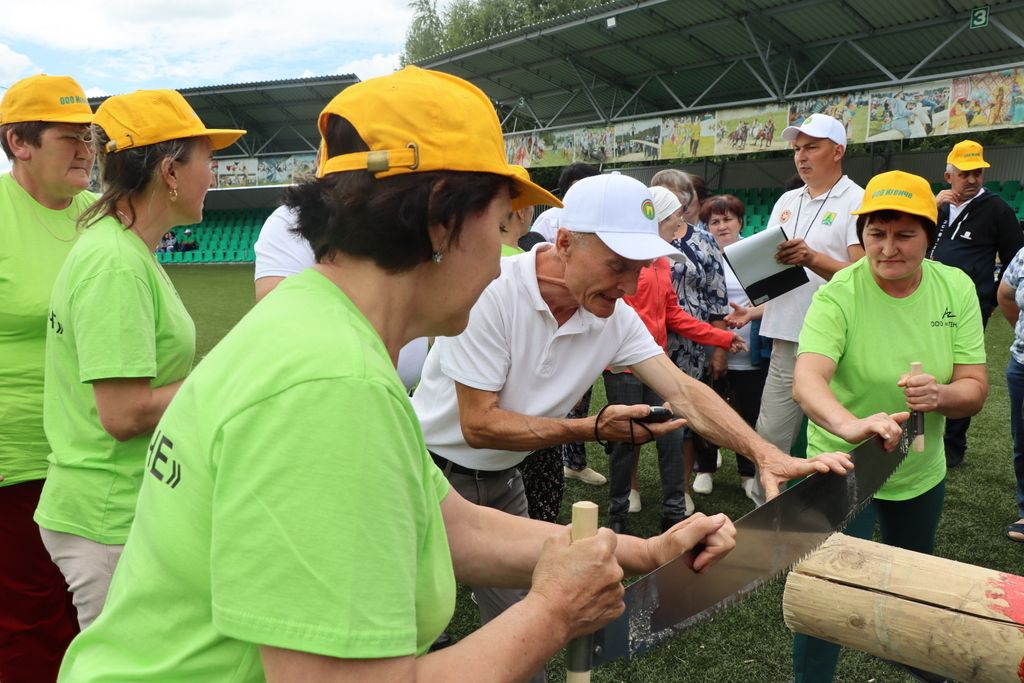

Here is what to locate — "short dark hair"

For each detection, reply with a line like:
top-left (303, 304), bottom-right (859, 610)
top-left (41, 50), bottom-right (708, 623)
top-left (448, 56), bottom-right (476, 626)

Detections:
top-left (557, 163), bottom-right (600, 197)
top-left (517, 231), bottom-right (546, 252)
top-left (856, 209), bottom-right (937, 250)
top-left (78, 125), bottom-right (201, 230)
top-left (699, 194), bottom-right (746, 225)
top-left (689, 174), bottom-right (708, 203)
top-left (0, 121), bottom-right (55, 161)
top-left (283, 115), bottom-right (511, 272)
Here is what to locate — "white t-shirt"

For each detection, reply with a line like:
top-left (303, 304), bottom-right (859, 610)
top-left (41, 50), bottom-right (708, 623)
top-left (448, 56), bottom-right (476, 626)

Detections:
top-left (411, 245), bottom-right (663, 471)
top-left (530, 207), bottom-right (561, 242)
top-left (253, 204), bottom-right (428, 391)
top-left (723, 260), bottom-right (756, 371)
top-left (759, 175), bottom-right (864, 342)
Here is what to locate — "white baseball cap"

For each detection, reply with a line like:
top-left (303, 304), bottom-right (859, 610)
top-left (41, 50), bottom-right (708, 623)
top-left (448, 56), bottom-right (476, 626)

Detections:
top-left (560, 173), bottom-right (684, 262)
top-left (782, 113), bottom-right (847, 146)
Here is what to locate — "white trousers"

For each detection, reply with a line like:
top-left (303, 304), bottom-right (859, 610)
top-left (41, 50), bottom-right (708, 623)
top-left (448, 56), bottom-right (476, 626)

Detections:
top-left (39, 528), bottom-right (124, 630)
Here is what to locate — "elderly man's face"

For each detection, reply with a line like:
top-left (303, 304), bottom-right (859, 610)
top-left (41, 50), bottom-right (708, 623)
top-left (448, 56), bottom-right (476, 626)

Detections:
top-left (558, 232), bottom-right (647, 318)
top-left (944, 167), bottom-right (984, 202)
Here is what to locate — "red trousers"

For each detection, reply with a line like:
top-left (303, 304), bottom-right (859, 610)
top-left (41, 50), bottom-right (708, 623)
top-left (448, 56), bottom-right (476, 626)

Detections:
top-left (0, 480), bottom-right (78, 683)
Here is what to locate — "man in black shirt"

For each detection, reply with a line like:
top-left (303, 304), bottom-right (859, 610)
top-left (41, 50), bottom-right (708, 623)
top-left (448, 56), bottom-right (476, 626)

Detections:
top-left (932, 140), bottom-right (1023, 467)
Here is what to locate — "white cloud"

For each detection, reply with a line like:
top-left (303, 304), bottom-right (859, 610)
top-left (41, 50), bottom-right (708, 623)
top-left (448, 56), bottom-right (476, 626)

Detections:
top-left (0, 156), bottom-right (10, 174)
top-left (0, 43), bottom-right (35, 86)
top-left (84, 87), bottom-right (109, 98)
top-left (337, 53), bottom-right (401, 81)
top-left (0, 1), bottom-right (412, 88)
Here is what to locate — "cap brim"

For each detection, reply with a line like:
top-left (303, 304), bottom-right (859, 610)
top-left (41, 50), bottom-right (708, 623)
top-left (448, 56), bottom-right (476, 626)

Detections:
top-left (205, 129), bottom-right (246, 151)
top-left (951, 160), bottom-right (990, 171)
top-left (781, 125), bottom-right (802, 142)
top-left (594, 231), bottom-right (684, 263)
top-left (511, 175), bottom-right (562, 210)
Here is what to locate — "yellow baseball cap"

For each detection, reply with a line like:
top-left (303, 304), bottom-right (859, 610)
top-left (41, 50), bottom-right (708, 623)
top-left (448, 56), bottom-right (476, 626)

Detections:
top-left (316, 66), bottom-right (560, 209)
top-left (946, 140), bottom-right (990, 171)
top-left (851, 170), bottom-right (938, 224)
top-left (509, 165), bottom-right (543, 210)
top-left (0, 74), bottom-right (93, 125)
top-left (94, 89), bottom-right (245, 153)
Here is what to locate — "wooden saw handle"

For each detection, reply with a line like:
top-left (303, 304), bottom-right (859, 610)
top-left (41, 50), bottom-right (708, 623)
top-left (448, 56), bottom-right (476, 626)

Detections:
top-left (566, 501), bottom-right (599, 683)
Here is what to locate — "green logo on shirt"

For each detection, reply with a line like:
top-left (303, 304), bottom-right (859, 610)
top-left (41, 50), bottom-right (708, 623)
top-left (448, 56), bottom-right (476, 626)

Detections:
top-left (821, 212), bottom-right (836, 226)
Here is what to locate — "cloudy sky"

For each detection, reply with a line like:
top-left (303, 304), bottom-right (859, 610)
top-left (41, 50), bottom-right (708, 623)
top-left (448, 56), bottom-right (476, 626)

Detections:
top-left (0, 0), bottom-right (415, 170)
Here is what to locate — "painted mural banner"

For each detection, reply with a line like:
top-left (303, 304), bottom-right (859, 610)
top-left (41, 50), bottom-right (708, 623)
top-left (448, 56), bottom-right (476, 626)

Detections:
top-left (502, 64), bottom-right (1024, 167)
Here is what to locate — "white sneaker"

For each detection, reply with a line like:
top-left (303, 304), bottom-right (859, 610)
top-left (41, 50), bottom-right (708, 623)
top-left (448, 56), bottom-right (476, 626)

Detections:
top-left (563, 466), bottom-right (607, 486)
top-left (685, 493), bottom-right (695, 516)
top-left (628, 489), bottom-right (642, 513)
top-left (693, 472), bottom-right (713, 495)
top-left (716, 449), bottom-right (722, 469)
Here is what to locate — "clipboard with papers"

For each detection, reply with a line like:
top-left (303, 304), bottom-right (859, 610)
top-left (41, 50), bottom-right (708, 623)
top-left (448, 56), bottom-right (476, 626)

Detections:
top-left (722, 226), bottom-right (809, 306)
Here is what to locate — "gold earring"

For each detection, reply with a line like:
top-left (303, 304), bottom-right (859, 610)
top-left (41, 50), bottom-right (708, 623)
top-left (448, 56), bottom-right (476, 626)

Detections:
top-left (169, 188), bottom-right (179, 202)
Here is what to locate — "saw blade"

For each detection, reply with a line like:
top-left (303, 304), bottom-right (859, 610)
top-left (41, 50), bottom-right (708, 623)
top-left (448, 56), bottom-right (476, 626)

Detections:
top-left (590, 427), bottom-right (911, 667)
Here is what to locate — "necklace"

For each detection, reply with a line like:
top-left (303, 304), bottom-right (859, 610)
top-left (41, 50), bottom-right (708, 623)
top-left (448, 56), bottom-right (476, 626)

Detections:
top-left (11, 175), bottom-right (81, 243)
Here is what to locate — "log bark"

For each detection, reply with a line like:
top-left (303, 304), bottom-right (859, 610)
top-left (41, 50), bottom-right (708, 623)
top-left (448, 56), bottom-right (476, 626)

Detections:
top-left (783, 534), bottom-right (1024, 683)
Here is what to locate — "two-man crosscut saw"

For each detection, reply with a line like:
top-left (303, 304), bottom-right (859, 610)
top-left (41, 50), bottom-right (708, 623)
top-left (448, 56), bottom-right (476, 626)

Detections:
top-left (578, 427), bottom-right (911, 670)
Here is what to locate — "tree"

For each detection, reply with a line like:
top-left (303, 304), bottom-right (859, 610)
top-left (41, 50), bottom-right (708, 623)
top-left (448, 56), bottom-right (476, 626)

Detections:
top-left (402, 0), bottom-right (444, 65)
top-left (403, 0), bottom-right (606, 64)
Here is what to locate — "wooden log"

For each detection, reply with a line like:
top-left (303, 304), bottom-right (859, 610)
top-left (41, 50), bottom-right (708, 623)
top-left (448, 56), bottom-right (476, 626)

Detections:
top-left (783, 534), bottom-right (1024, 682)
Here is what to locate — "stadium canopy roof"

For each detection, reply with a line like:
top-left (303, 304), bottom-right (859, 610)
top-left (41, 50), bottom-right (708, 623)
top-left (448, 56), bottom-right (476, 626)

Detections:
top-left (417, 0), bottom-right (1024, 133)
top-left (88, 74), bottom-right (359, 158)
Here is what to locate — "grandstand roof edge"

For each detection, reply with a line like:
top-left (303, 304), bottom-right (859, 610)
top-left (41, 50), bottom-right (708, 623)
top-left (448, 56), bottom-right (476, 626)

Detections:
top-left (414, 0), bottom-right (646, 67)
top-left (87, 73), bottom-right (360, 105)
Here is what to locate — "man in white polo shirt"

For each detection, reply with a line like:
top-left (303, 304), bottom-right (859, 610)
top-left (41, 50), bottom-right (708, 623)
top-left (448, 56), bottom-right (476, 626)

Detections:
top-left (753, 113), bottom-right (865, 469)
top-left (412, 173), bottom-right (854, 681)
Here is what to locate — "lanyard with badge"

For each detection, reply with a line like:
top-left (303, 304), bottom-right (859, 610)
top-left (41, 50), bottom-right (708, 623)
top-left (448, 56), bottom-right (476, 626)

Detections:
top-left (787, 178), bottom-right (840, 240)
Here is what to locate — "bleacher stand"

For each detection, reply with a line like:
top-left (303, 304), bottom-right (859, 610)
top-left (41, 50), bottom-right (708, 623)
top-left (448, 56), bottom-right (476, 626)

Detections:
top-left (156, 207), bottom-right (273, 264)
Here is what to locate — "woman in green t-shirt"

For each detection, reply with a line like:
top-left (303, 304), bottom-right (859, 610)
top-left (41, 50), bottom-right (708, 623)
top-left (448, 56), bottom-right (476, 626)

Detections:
top-left (56, 68), bottom-right (738, 683)
top-left (791, 170), bottom-right (988, 682)
top-left (34, 90), bottom-right (244, 629)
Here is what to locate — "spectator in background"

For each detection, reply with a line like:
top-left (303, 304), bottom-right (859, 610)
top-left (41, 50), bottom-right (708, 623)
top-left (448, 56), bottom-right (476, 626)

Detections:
top-left (0, 73), bottom-right (96, 683)
top-left (996, 247), bottom-right (1024, 542)
top-left (164, 230), bottom-right (177, 252)
top-left (499, 165), bottom-right (535, 256)
top-left (931, 140), bottom-right (1023, 468)
top-left (727, 114), bottom-right (864, 504)
top-left (699, 194), bottom-right (766, 501)
top-left (530, 162), bottom-right (599, 242)
top-left (179, 228), bottom-right (197, 252)
top-left (683, 172), bottom-right (708, 228)
top-left (157, 232), bottom-right (175, 253)
top-left (35, 90), bottom-right (243, 629)
top-left (650, 168), bottom-right (730, 511)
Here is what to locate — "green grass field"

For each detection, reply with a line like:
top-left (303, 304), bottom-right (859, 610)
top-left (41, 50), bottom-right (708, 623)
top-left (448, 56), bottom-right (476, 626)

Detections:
top-left (168, 264), bottom-right (1024, 683)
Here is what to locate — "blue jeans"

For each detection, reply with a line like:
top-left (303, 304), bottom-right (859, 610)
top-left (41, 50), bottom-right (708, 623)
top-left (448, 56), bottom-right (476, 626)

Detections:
top-left (1006, 358), bottom-right (1024, 518)
top-left (602, 371), bottom-right (686, 519)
